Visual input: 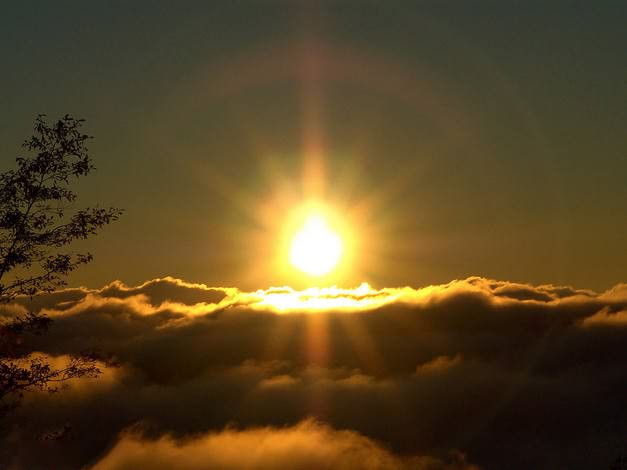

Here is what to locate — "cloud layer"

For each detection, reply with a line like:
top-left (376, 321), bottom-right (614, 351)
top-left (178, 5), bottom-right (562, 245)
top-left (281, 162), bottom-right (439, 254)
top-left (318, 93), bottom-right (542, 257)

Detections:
top-left (1, 276), bottom-right (626, 469)
top-left (90, 419), bottom-right (478, 470)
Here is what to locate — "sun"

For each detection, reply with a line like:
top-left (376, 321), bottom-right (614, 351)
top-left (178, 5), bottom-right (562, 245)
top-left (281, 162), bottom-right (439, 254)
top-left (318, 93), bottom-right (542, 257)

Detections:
top-left (289, 214), bottom-right (343, 276)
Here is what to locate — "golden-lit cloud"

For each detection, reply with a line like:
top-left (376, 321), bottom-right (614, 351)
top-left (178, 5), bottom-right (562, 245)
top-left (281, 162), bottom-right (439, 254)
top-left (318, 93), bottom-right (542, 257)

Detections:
top-left (89, 420), bottom-right (479, 470)
top-left (16, 352), bottom-right (124, 398)
top-left (2, 276), bottom-right (626, 470)
top-left (580, 307), bottom-right (627, 327)
top-left (415, 355), bottom-right (462, 375)
top-left (16, 275), bottom-right (619, 317)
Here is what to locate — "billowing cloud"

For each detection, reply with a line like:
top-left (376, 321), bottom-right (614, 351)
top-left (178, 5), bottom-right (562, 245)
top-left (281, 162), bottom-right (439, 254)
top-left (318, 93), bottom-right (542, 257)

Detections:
top-left (1, 277), bottom-right (626, 470)
top-left (89, 420), bottom-right (478, 470)
top-left (415, 355), bottom-right (462, 375)
top-left (580, 307), bottom-right (627, 327)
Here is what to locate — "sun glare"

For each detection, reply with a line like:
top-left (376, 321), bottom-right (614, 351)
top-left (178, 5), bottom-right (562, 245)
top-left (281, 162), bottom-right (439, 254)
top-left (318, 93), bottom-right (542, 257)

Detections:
top-left (289, 214), bottom-right (343, 276)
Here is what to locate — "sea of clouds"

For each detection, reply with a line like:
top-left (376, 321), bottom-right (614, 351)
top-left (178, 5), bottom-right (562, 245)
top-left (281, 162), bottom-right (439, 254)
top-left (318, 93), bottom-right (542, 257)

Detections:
top-left (1, 276), bottom-right (626, 469)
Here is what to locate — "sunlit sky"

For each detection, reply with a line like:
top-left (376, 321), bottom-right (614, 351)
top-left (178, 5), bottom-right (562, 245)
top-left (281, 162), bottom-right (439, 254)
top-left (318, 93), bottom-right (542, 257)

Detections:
top-left (1, 1), bottom-right (625, 290)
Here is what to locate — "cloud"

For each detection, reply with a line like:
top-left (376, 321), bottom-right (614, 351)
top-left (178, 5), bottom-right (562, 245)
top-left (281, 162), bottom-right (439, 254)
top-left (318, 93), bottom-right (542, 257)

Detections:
top-left (89, 420), bottom-right (478, 470)
top-left (4, 276), bottom-right (229, 317)
top-left (258, 374), bottom-right (300, 389)
top-left (416, 355), bottom-right (462, 375)
top-left (16, 352), bottom-right (124, 398)
top-left (1, 276), bottom-right (626, 470)
top-left (580, 307), bottom-right (627, 327)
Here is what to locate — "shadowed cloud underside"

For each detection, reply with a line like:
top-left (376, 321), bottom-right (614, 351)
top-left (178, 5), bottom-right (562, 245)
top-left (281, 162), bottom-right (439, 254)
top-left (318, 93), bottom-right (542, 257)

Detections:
top-left (1, 276), bottom-right (626, 470)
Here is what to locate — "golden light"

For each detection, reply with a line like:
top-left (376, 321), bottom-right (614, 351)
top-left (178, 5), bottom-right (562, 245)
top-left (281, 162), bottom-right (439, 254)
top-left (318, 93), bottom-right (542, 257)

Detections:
top-left (289, 213), bottom-right (343, 276)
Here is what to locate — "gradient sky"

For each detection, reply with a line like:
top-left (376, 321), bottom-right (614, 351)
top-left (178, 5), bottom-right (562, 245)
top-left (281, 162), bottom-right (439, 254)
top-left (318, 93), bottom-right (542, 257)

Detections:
top-left (1, 1), bottom-right (625, 291)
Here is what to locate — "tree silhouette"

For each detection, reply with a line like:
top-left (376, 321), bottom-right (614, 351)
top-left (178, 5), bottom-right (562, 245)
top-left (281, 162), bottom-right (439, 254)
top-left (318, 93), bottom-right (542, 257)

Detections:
top-left (0, 115), bottom-right (122, 417)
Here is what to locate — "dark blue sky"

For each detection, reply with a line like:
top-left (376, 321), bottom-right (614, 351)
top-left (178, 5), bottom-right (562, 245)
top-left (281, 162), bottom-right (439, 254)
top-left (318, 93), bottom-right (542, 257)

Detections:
top-left (1, 1), bottom-right (625, 290)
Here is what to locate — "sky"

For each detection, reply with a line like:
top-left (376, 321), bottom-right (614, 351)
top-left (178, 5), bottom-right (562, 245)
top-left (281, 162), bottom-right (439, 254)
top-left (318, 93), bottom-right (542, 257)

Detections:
top-left (1, 0), bottom-right (626, 291)
top-left (1, 2), bottom-right (627, 470)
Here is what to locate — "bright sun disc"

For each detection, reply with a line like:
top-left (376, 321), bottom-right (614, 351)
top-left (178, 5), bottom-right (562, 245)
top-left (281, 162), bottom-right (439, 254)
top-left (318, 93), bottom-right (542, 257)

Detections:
top-left (289, 214), bottom-right (343, 276)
